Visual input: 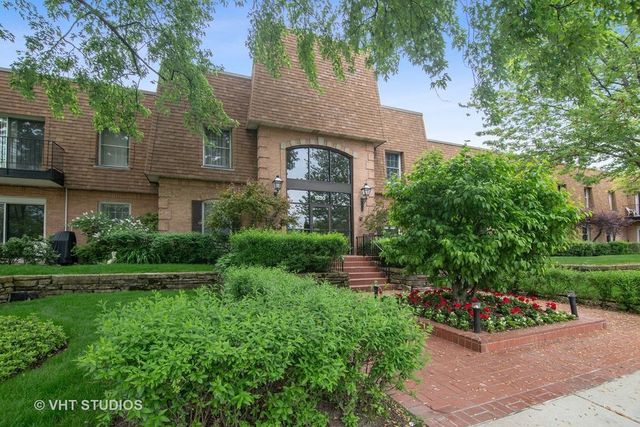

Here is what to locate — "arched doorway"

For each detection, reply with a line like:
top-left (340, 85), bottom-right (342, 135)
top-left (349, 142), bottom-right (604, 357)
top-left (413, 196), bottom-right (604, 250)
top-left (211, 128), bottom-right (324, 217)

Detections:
top-left (286, 146), bottom-right (352, 242)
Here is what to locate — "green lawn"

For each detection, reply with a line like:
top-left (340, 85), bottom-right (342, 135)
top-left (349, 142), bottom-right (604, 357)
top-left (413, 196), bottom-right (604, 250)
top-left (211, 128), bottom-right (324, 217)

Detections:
top-left (552, 254), bottom-right (640, 265)
top-left (0, 263), bottom-right (213, 276)
top-left (0, 291), bottom-right (183, 427)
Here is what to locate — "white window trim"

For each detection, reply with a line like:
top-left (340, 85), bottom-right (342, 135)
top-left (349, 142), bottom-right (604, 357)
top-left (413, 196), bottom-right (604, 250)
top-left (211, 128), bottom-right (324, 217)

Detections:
top-left (584, 187), bottom-right (592, 209)
top-left (385, 151), bottom-right (402, 178)
top-left (98, 131), bottom-right (130, 168)
top-left (203, 129), bottom-right (233, 169)
top-left (98, 201), bottom-right (131, 219)
top-left (0, 196), bottom-right (47, 243)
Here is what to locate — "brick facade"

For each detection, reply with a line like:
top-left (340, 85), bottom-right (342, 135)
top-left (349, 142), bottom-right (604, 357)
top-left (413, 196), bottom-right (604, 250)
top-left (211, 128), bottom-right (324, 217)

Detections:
top-left (0, 36), bottom-right (637, 245)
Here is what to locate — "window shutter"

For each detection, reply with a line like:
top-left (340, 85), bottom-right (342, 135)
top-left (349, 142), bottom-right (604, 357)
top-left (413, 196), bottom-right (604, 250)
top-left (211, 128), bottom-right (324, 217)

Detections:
top-left (192, 200), bottom-right (203, 232)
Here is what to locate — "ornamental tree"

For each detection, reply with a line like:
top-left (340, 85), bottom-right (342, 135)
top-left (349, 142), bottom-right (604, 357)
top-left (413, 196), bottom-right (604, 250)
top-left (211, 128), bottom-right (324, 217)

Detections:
top-left (381, 150), bottom-right (583, 303)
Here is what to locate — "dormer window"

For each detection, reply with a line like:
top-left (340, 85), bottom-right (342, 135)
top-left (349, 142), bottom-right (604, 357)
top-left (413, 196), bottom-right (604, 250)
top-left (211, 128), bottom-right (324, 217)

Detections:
top-left (98, 130), bottom-right (129, 168)
top-left (203, 129), bottom-right (231, 169)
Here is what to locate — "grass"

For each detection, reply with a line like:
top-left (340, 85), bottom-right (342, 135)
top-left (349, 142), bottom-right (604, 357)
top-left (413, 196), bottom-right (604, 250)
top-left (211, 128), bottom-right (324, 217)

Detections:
top-left (0, 263), bottom-right (213, 276)
top-left (552, 254), bottom-right (640, 265)
top-left (0, 291), bottom-right (183, 427)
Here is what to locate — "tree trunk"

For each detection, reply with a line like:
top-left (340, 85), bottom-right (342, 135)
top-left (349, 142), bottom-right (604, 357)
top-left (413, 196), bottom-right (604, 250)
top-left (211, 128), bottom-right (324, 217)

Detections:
top-left (452, 280), bottom-right (467, 304)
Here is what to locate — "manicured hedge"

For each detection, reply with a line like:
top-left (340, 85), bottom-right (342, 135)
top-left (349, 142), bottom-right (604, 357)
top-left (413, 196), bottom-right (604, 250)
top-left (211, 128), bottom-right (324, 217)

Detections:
top-left (223, 229), bottom-right (350, 272)
top-left (0, 316), bottom-right (67, 381)
top-left (555, 241), bottom-right (640, 257)
top-left (74, 231), bottom-right (228, 264)
top-left (518, 268), bottom-right (640, 312)
top-left (79, 267), bottom-right (426, 426)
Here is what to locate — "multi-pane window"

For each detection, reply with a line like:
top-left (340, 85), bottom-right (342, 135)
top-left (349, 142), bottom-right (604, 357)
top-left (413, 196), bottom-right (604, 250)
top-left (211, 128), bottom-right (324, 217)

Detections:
top-left (0, 200), bottom-right (45, 243)
top-left (608, 191), bottom-right (616, 211)
top-left (0, 117), bottom-right (45, 170)
top-left (385, 152), bottom-right (402, 179)
top-left (203, 129), bottom-right (231, 168)
top-left (99, 202), bottom-right (131, 220)
top-left (287, 190), bottom-right (351, 238)
top-left (584, 187), bottom-right (593, 210)
top-left (99, 131), bottom-right (129, 167)
top-left (286, 147), bottom-right (351, 183)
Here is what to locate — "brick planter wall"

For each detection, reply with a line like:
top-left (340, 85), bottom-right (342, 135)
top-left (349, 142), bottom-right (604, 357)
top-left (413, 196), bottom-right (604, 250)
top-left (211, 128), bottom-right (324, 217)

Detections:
top-left (0, 272), bottom-right (221, 303)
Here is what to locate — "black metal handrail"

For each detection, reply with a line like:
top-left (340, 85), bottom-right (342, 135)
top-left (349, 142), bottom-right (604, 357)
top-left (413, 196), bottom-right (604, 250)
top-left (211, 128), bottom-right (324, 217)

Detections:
top-left (0, 136), bottom-right (64, 173)
top-left (330, 256), bottom-right (344, 272)
top-left (355, 233), bottom-right (392, 279)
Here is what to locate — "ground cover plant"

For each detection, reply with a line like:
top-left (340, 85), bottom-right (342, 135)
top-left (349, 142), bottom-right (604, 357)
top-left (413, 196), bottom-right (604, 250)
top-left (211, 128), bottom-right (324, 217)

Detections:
top-left (0, 290), bottom-right (183, 427)
top-left (0, 315), bottom-right (67, 381)
top-left (78, 267), bottom-right (426, 426)
top-left (0, 263), bottom-right (213, 276)
top-left (397, 288), bottom-right (575, 333)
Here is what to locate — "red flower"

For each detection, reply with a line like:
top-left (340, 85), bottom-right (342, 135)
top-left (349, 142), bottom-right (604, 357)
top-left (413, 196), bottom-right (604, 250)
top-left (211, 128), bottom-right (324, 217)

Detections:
top-left (480, 313), bottom-right (489, 320)
top-left (518, 296), bottom-right (525, 302)
top-left (502, 297), bottom-right (510, 304)
top-left (471, 296), bottom-right (479, 303)
top-left (453, 303), bottom-right (462, 309)
top-left (548, 302), bottom-right (557, 310)
top-left (464, 303), bottom-right (472, 310)
top-left (483, 307), bottom-right (491, 313)
top-left (510, 307), bottom-right (522, 315)
top-left (532, 303), bottom-right (541, 310)
top-left (467, 309), bottom-right (474, 317)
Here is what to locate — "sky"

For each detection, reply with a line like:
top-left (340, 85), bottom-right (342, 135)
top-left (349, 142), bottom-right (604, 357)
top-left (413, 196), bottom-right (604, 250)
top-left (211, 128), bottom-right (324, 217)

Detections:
top-left (0, 3), bottom-right (487, 148)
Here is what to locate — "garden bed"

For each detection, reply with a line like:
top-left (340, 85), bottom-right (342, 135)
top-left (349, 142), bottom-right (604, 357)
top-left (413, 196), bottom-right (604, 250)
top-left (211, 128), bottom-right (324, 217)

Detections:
top-left (398, 288), bottom-right (576, 332)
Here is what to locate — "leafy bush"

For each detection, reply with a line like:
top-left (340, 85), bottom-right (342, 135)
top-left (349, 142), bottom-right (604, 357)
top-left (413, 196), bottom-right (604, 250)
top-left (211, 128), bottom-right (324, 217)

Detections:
top-left (517, 268), bottom-right (640, 313)
top-left (555, 241), bottom-right (640, 256)
top-left (79, 267), bottom-right (426, 426)
top-left (74, 231), bottom-right (228, 264)
top-left (225, 229), bottom-right (350, 272)
top-left (70, 211), bottom-right (151, 241)
top-left (0, 236), bottom-right (58, 264)
top-left (0, 316), bottom-right (67, 381)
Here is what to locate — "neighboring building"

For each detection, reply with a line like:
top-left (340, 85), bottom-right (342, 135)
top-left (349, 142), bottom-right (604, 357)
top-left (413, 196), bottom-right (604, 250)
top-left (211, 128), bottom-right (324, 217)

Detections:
top-left (0, 37), bottom-right (637, 246)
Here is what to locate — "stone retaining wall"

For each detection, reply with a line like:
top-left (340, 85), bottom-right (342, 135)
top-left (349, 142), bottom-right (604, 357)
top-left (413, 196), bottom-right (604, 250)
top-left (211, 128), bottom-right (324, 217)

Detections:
top-left (0, 270), bottom-right (351, 303)
top-left (309, 272), bottom-right (350, 288)
top-left (388, 267), bottom-right (427, 289)
top-left (0, 272), bottom-right (221, 303)
top-left (561, 264), bottom-right (640, 271)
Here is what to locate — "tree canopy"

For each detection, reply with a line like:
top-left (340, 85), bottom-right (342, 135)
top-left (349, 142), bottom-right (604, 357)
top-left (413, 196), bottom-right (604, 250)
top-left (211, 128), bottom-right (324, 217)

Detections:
top-left (381, 150), bottom-right (583, 302)
top-left (0, 0), bottom-right (461, 138)
top-left (464, 0), bottom-right (640, 183)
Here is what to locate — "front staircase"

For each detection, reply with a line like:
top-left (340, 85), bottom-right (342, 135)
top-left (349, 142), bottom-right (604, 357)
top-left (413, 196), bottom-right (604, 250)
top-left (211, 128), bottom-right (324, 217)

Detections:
top-left (343, 255), bottom-right (390, 292)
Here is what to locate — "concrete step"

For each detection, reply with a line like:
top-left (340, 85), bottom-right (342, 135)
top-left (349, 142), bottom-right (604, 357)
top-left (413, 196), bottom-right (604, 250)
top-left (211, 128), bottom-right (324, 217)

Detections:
top-left (343, 261), bottom-right (377, 267)
top-left (346, 272), bottom-right (387, 280)
top-left (344, 266), bottom-right (380, 273)
top-left (344, 255), bottom-right (376, 260)
top-left (349, 278), bottom-right (388, 287)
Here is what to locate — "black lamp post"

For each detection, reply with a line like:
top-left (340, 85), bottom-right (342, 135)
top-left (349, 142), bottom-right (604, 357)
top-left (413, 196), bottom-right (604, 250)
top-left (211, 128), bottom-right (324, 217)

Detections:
top-left (360, 182), bottom-right (372, 211)
top-left (567, 291), bottom-right (578, 317)
top-left (272, 175), bottom-right (283, 195)
top-left (472, 301), bottom-right (482, 333)
top-left (373, 282), bottom-right (380, 298)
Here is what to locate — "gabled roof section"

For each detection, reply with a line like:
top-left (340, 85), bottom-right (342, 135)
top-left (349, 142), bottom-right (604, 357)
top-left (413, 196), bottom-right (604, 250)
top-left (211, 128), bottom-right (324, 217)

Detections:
top-left (248, 36), bottom-right (385, 143)
top-left (380, 105), bottom-right (428, 148)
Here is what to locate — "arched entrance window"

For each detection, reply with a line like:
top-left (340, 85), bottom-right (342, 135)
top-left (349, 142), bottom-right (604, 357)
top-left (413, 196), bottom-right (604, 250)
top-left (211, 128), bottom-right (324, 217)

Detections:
top-left (286, 146), bottom-right (352, 240)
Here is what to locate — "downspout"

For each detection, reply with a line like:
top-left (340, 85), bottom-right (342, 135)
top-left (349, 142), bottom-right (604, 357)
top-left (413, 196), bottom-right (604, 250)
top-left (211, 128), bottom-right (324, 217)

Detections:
top-left (64, 187), bottom-right (68, 231)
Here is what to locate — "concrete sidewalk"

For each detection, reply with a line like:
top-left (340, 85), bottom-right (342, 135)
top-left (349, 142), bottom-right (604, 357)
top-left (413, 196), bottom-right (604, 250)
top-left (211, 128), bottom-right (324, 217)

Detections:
top-left (479, 371), bottom-right (640, 426)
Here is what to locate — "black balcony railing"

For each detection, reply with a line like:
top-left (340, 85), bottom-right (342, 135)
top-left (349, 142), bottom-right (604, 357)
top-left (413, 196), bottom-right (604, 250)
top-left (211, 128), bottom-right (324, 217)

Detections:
top-left (0, 137), bottom-right (64, 185)
top-left (624, 206), bottom-right (640, 219)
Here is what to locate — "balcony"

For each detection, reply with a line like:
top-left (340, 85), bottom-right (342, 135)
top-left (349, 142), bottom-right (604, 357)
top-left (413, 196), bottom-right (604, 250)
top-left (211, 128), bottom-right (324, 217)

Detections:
top-left (624, 206), bottom-right (640, 219)
top-left (0, 137), bottom-right (64, 187)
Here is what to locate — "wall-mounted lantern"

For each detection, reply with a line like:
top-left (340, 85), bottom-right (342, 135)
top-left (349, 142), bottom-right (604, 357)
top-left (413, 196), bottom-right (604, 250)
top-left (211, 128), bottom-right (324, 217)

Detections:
top-left (272, 175), bottom-right (283, 195)
top-left (360, 182), bottom-right (372, 211)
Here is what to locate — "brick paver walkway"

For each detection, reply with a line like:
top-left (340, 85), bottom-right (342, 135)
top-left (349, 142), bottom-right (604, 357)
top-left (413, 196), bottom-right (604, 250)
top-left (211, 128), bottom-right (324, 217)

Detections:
top-left (392, 304), bottom-right (640, 426)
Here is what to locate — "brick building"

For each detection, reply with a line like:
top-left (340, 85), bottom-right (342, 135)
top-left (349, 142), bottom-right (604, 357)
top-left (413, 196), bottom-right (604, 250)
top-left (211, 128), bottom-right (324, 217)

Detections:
top-left (0, 38), bottom-right (638, 246)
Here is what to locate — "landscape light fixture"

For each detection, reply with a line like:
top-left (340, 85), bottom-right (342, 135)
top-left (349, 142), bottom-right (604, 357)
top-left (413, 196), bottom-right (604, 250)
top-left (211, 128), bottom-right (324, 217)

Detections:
top-left (360, 182), bottom-right (372, 211)
top-left (472, 301), bottom-right (482, 334)
top-left (272, 175), bottom-right (283, 195)
top-left (567, 291), bottom-right (578, 317)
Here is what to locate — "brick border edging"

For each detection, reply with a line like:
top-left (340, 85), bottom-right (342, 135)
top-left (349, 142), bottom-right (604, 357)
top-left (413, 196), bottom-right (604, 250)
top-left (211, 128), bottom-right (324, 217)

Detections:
top-left (419, 316), bottom-right (607, 353)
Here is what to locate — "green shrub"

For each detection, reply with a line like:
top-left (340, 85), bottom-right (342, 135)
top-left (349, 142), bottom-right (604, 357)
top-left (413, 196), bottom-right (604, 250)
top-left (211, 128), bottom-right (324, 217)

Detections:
top-left (555, 241), bottom-right (640, 256)
top-left (517, 268), bottom-right (640, 312)
top-left (79, 267), bottom-right (426, 426)
top-left (0, 316), bottom-right (67, 381)
top-left (74, 231), bottom-right (228, 264)
top-left (226, 229), bottom-right (349, 272)
top-left (70, 211), bottom-right (151, 241)
top-left (0, 236), bottom-right (58, 264)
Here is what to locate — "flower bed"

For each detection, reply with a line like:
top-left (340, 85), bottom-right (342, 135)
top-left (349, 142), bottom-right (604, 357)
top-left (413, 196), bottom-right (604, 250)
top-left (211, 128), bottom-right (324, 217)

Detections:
top-left (397, 288), bottom-right (575, 332)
